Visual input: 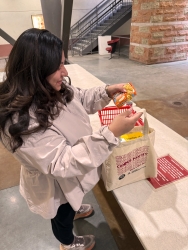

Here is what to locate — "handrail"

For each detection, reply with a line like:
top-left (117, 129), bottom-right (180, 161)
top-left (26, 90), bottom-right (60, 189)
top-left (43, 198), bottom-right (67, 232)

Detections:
top-left (71, 0), bottom-right (114, 31)
top-left (70, 0), bottom-right (132, 55)
top-left (0, 28), bottom-right (15, 46)
top-left (75, 4), bottom-right (131, 42)
top-left (112, 35), bottom-right (130, 40)
top-left (71, 0), bottom-right (123, 40)
top-left (71, 0), bottom-right (122, 36)
top-left (71, 6), bottom-right (131, 56)
top-left (86, 0), bottom-right (123, 34)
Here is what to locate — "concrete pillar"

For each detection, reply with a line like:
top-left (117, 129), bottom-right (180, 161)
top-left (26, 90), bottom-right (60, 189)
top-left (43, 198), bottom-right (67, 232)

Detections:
top-left (40, 0), bottom-right (62, 38)
top-left (129, 0), bottom-right (188, 64)
top-left (40, 0), bottom-right (73, 60)
top-left (61, 0), bottom-right (73, 59)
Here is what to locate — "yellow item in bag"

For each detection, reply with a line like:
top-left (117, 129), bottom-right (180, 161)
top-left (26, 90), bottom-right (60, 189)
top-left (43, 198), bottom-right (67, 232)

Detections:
top-left (120, 131), bottom-right (143, 141)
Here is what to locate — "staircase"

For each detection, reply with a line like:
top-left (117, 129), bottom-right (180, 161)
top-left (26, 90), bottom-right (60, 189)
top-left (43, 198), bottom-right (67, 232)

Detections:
top-left (69, 0), bottom-right (132, 56)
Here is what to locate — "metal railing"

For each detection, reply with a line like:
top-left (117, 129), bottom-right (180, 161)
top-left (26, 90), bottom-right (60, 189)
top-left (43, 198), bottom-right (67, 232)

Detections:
top-left (112, 35), bottom-right (130, 57)
top-left (71, 0), bottom-right (116, 36)
top-left (0, 28), bottom-right (15, 46)
top-left (69, 0), bottom-right (131, 55)
top-left (70, 0), bottom-right (123, 39)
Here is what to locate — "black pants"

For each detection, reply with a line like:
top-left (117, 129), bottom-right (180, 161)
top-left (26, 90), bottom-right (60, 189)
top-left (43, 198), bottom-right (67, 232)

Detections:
top-left (51, 203), bottom-right (76, 245)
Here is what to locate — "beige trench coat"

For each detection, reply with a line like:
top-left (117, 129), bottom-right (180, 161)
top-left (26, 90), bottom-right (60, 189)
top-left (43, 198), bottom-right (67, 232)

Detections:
top-left (10, 85), bottom-right (119, 219)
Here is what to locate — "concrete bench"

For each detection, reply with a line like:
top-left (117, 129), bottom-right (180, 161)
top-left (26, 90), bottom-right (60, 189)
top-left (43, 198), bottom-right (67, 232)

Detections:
top-left (66, 64), bottom-right (188, 250)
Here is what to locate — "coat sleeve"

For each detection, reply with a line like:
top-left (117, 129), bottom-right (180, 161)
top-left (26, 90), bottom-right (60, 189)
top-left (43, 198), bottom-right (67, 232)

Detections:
top-left (73, 85), bottom-right (111, 114)
top-left (15, 126), bottom-right (119, 179)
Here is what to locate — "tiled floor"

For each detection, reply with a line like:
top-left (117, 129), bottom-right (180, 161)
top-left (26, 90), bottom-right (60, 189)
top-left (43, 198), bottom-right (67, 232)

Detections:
top-left (0, 186), bottom-right (118, 250)
top-left (0, 54), bottom-right (188, 250)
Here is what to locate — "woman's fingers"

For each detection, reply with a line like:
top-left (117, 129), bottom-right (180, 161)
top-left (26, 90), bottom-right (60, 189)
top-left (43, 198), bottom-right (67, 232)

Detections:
top-left (108, 110), bottom-right (143, 137)
top-left (131, 111), bottom-right (143, 124)
top-left (107, 83), bottom-right (127, 96)
top-left (119, 108), bottom-right (133, 117)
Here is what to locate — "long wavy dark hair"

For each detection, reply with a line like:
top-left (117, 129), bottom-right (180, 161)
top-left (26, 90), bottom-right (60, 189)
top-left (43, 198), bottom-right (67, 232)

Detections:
top-left (0, 28), bottom-right (73, 152)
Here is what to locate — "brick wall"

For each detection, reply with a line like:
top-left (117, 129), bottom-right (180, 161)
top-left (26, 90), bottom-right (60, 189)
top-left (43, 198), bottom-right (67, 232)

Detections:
top-left (129, 0), bottom-right (188, 64)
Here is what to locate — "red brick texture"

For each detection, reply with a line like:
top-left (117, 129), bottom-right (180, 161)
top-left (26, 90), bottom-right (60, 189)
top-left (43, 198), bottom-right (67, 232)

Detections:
top-left (129, 0), bottom-right (188, 64)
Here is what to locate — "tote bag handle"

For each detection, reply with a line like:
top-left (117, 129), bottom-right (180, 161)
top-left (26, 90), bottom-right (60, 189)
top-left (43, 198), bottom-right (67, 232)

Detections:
top-left (136, 109), bottom-right (149, 138)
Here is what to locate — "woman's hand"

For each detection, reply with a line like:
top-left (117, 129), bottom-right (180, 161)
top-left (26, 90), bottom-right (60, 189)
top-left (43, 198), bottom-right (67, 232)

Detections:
top-left (108, 108), bottom-right (143, 137)
top-left (106, 83), bottom-right (126, 98)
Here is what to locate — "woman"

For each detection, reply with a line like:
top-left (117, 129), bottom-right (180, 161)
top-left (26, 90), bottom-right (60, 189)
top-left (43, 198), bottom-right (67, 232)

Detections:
top-left (0, 28), bottom-right (142, 250)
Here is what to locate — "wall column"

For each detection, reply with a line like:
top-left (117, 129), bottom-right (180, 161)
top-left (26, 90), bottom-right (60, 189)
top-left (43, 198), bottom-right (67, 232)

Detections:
top-left (129, 0), bottom-right (188, 64)
top-left (40, 0), bottom-right (62, 38)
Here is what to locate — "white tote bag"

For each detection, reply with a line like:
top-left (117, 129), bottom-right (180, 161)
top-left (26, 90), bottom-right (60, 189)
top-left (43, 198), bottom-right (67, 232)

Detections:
top-left (102, 110), bottom-right (157, 191)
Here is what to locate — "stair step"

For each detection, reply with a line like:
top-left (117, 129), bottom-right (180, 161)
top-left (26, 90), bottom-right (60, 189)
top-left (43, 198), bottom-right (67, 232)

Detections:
top-left (72, 49), bottom-right (81, 53)
top-left (85, 33), bottom-right (98, 37)
top-left (90, 30), bottom-right (100, 33)
top-left (70, 3), bottom-right (132, 56)
top-left (73, 45), bottom-right (82, 48)
top-left (104, 19), bottom-right (116, 23)
top-left (76, 43), bottom-right (87, 48)
top-left (96, 26), bottom-right (105, 29)
top-left (90, 32), bottom-right (100, 36)
top-left (79, 40), bottom-right (90, 44)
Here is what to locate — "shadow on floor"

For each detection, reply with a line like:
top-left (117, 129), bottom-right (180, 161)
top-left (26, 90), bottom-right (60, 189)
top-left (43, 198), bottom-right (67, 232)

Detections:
top-left (93, 180), bottom-right (144, 250)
